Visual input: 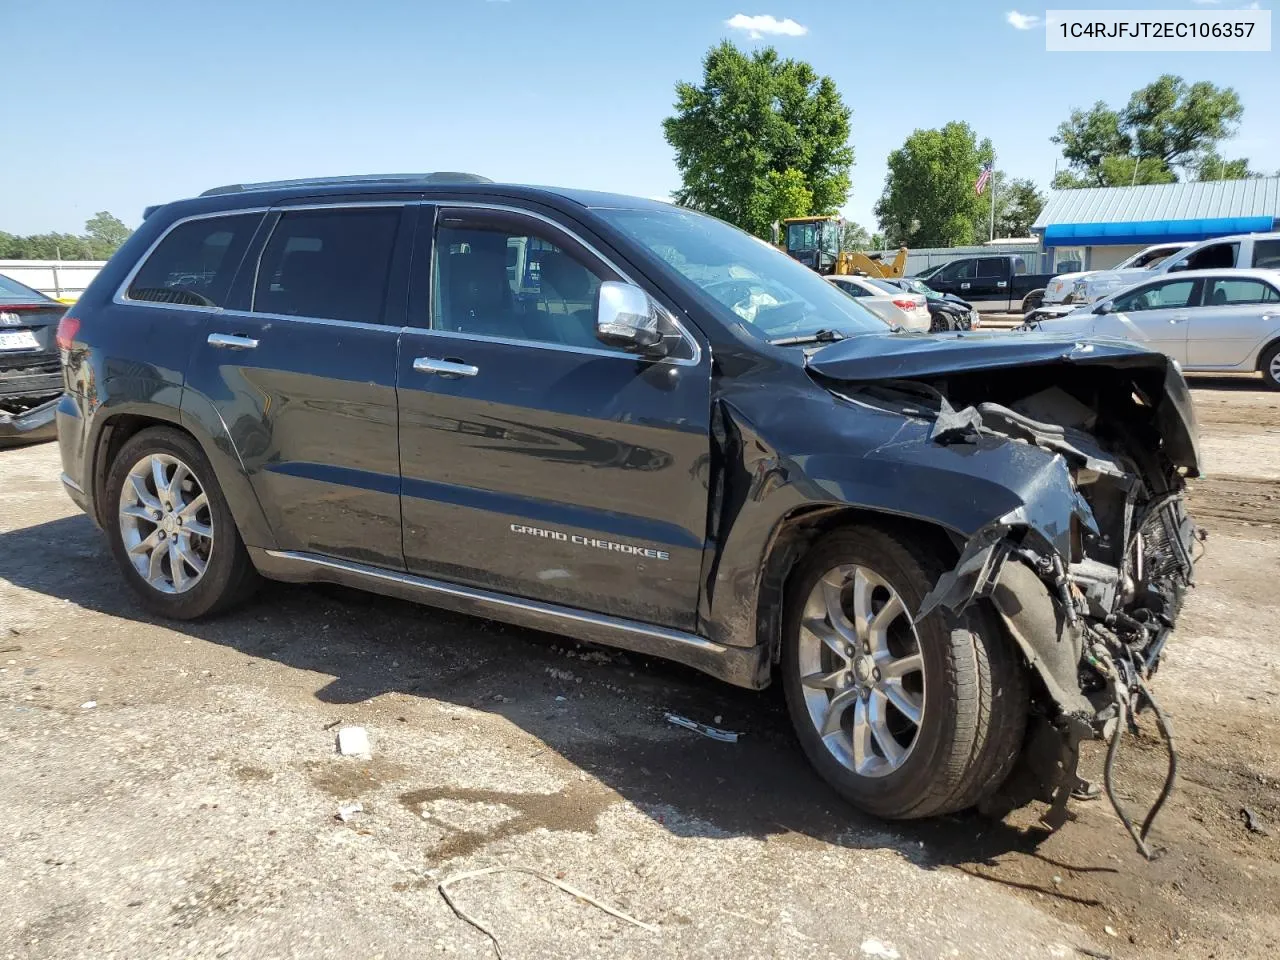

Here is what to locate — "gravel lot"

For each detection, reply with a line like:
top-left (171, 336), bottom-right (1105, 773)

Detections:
top-left (1, 375), bottom-right (1278, 960)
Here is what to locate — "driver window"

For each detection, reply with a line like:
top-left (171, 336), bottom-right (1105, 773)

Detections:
top-left (432, 220), bottom-right (604, 349)
top-left (1113, 279), bottom-right (1197, 313)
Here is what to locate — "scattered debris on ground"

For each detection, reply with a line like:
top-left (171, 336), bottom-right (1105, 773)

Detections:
top-left (336, 726), bottom-right (371, 759)
top-left (664, 712), bottom-right (741, 743)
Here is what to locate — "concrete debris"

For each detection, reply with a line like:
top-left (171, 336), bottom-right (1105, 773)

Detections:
top-left (336, 726), bottom-right (372, 759)
top-left (335, 801), bottom-right (364, 823)
top-left (80, 701), bottom-right (97, 710)
top-left (545, 667), bottom-right (576, 682)
top-left (1241, 806), bottom-right (1271, 836)
top-left (860, 939), bottom-right (901, 959)
top-left (664, 712), bottom-right (740, 743)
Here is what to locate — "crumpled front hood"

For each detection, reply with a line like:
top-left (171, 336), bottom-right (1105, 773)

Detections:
top-left (806, 332), bottom-right (1202, 475)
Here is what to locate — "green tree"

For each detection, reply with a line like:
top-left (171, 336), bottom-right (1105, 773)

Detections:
top-left (664, 41), bottom-right (853, 237)
top-left (996, 177), bottom-right (1046, 237)
top-left (839, 221), bottom-right (871, 251)
top-left (875, 122), bottom-right (991, 247)
top-left (1194, 152), bottom-right (1262, 181)
top-left (84, 211), bottom-right (132, 257)
top-left (1052, 75), bottom-right (1246, 186)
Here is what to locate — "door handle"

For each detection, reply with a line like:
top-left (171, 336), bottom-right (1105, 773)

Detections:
top-left (997, 281), bottom-right (1008, 288)
top-left (414, 357), bottom-right (479, 378)
top-left (208, 333), bottom-right (259, 350)
top-left (1169, 314), bottom-right (1189, 324)
top-left (960, 282), bottom-right (970, 290)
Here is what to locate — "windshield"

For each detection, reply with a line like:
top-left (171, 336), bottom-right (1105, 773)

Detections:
top-left (1116, 246), bottom-right (1184, 270)
top-left (597, 208), bottom-right (887, 341)
top-left (900, 278), bottom-right (938, 297)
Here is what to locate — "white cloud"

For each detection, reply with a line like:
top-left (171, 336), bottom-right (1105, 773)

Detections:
top-left (725, 14), bottom-right (809, 39)
top-left (1006, 10), bottom-right (1042, 29)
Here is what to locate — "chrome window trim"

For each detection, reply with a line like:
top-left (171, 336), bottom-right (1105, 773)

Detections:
top-left (428, 200), bottom-right (703, 367)
top-left (112, 207), bottom-right (272, 312)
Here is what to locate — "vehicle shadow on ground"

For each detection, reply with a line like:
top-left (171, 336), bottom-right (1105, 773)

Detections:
top-left (0, 513), bottom-right (1090, 888)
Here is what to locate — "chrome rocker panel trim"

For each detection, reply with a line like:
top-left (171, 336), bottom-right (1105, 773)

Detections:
top-left (250, 549), bottom-right (770, 689)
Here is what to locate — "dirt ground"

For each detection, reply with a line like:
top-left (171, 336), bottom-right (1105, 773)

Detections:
top-left (1, 374), bottom-right (1278, 960)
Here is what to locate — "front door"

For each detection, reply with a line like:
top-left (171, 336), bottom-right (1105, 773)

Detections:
top-left (184, 203), bottom-right (413, 569)
top-left (926, 258), bottom-right (977, 304)
top-left (395, 205), bottom-right (711, 630)
top-left (1104, 277), bottom-right (1201, 365)
top-left (1186, 275), bottom-right (1280, 367)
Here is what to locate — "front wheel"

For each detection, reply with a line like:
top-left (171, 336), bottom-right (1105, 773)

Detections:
top-left (782, 527), bottom-right (1028, 819)
top-left (103, 426), bottom-right (259, 619)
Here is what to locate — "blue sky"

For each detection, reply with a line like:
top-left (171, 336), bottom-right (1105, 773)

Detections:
top-left (4, 0), bottom-right (1276, 236)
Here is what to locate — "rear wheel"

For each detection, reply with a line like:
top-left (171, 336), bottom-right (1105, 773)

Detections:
top-left (104, 426), bottom-right (259, 619)
top-left (781, 527), bottom-right (1028, 819)
top-left (1260, 342), bottom-right (1280, 390)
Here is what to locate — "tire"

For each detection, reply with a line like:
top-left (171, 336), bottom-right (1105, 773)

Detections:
top-left (103, 426), bottom-right (259, 619)
top-left (1260, 341), bottom-right (1280, 390)
top-left (781, 526), bottom-right (1028, 820)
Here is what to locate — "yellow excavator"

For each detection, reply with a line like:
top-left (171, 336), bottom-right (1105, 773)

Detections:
top-left (777, 215), bottom-right (908, 279)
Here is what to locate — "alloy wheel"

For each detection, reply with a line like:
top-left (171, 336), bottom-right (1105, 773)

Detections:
top-left (796, 564), bottom-right (926, 777)
top-left (117, 453), bottom-right (214, 594)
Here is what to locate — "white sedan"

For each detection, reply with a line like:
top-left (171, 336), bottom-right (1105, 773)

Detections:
top-left (1027, 268), bottom-right (1280, 388)
top-left (826, 275), bottom-right (931, 332)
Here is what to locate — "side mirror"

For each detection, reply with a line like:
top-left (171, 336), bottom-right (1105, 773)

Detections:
top-left (1166, 260), bottom-right (1188, 272)
top-left (596, 281), bottom-right (669, 356)
top-left (1093, 301), bottom-right (1114, 315)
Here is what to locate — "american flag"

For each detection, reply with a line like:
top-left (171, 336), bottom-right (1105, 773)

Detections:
top-left (975, 162), bottom-right (993, 196)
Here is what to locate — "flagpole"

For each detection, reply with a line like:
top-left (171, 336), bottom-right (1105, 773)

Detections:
top-left (989, 155), bottom-right (997, 242)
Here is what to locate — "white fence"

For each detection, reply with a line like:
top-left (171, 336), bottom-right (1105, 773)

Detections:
top-left (0, 260), bottom-right (106, 300)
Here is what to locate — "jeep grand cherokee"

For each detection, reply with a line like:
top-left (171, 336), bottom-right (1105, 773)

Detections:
top-left (54, 173), bottom-right (1199, 842)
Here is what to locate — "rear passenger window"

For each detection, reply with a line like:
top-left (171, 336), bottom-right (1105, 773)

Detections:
top-left (253, 207), bottom-right (401, 324)
top-left (1252, 240), bottom-right (1280, 269)
top-left (1206, 278), bottom-right (1278, 306)
top-left (976, 258), bottom-right (1006, 278)
top-left (127, 214), bottom-right (260, 308)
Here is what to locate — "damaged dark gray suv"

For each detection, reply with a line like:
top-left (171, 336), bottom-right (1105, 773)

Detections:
top-left (54, 174), bottom-right (1199, 843)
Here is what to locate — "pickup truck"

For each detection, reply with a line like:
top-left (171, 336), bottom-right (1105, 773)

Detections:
top-left (914, 254), bottom-right (1054, 313)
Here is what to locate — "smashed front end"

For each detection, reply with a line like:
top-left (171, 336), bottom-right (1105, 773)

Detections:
top-left (808, 335), bottom-right (1200, 856)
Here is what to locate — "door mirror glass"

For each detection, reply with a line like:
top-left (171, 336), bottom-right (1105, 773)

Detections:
top-left (596, 282), bottom-right (669, 356)
top-left (1166, 259), bottom-right (1189, 272)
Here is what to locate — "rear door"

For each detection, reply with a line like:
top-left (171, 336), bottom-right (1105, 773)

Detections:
top-left (182, 202), bottom-right (413, 568)
top-left (969, 257), bottom-right (1012, 311)
top-left (1105, 277), bottom-right (1202, 364)
top-left (1186, 275), bottom-right (1280, 367)
top-left (395, 204), bottom-right (711, 630)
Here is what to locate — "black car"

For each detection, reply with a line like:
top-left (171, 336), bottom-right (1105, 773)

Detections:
top-left (0, 273), bottom-right (66, 444)
top-left (870, 277), bottom-right (976, 331)
top-left (54, 174), bottom-right (1198, 833)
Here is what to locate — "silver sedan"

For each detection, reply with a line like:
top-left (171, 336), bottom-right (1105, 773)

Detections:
top-left (1028, 268), bottom-right (1280, 388)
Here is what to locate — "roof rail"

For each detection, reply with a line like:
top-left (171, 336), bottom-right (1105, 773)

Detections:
top-left (198, 172), bottom-right (493, 197)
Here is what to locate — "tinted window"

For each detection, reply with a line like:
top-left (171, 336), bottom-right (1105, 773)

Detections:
top-left (1205, 278), bottom-right (1280, 306)
top-left (127, 214), bottom-right (260, 307)
top-left (433, 221), bottom-right (604, 348)
top-left (831, 279), bottom-right (869, 297)
top-left (1184, 242), bottom-right (1238, 271)
top-left (938, 259), bottom-right (975, 281)
top-left (976, 257), bottom-right (1007, 278)
top-left (253, 207), bottom-right (401, 324)
top-left (1252, 239), bottom-right (1280, 269)
top-left (1113, 279), bottom-right (1198, 312)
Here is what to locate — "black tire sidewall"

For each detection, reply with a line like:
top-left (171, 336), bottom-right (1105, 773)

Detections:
top-left (103, 427), bottom-right (247, 619)
top-left (781, 528), bottom-right (972, 819)
top-left (1261, 343), bottom-right (1280, 390)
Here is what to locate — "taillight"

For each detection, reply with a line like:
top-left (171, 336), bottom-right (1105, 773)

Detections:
top-left (56, 315), bottom-right (81, 351)
top-left (891, 298), bottom-right (919, 311)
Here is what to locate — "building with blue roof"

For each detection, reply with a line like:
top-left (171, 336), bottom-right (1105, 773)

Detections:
top-left (1031, 176), bottom-right (1280, 271)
